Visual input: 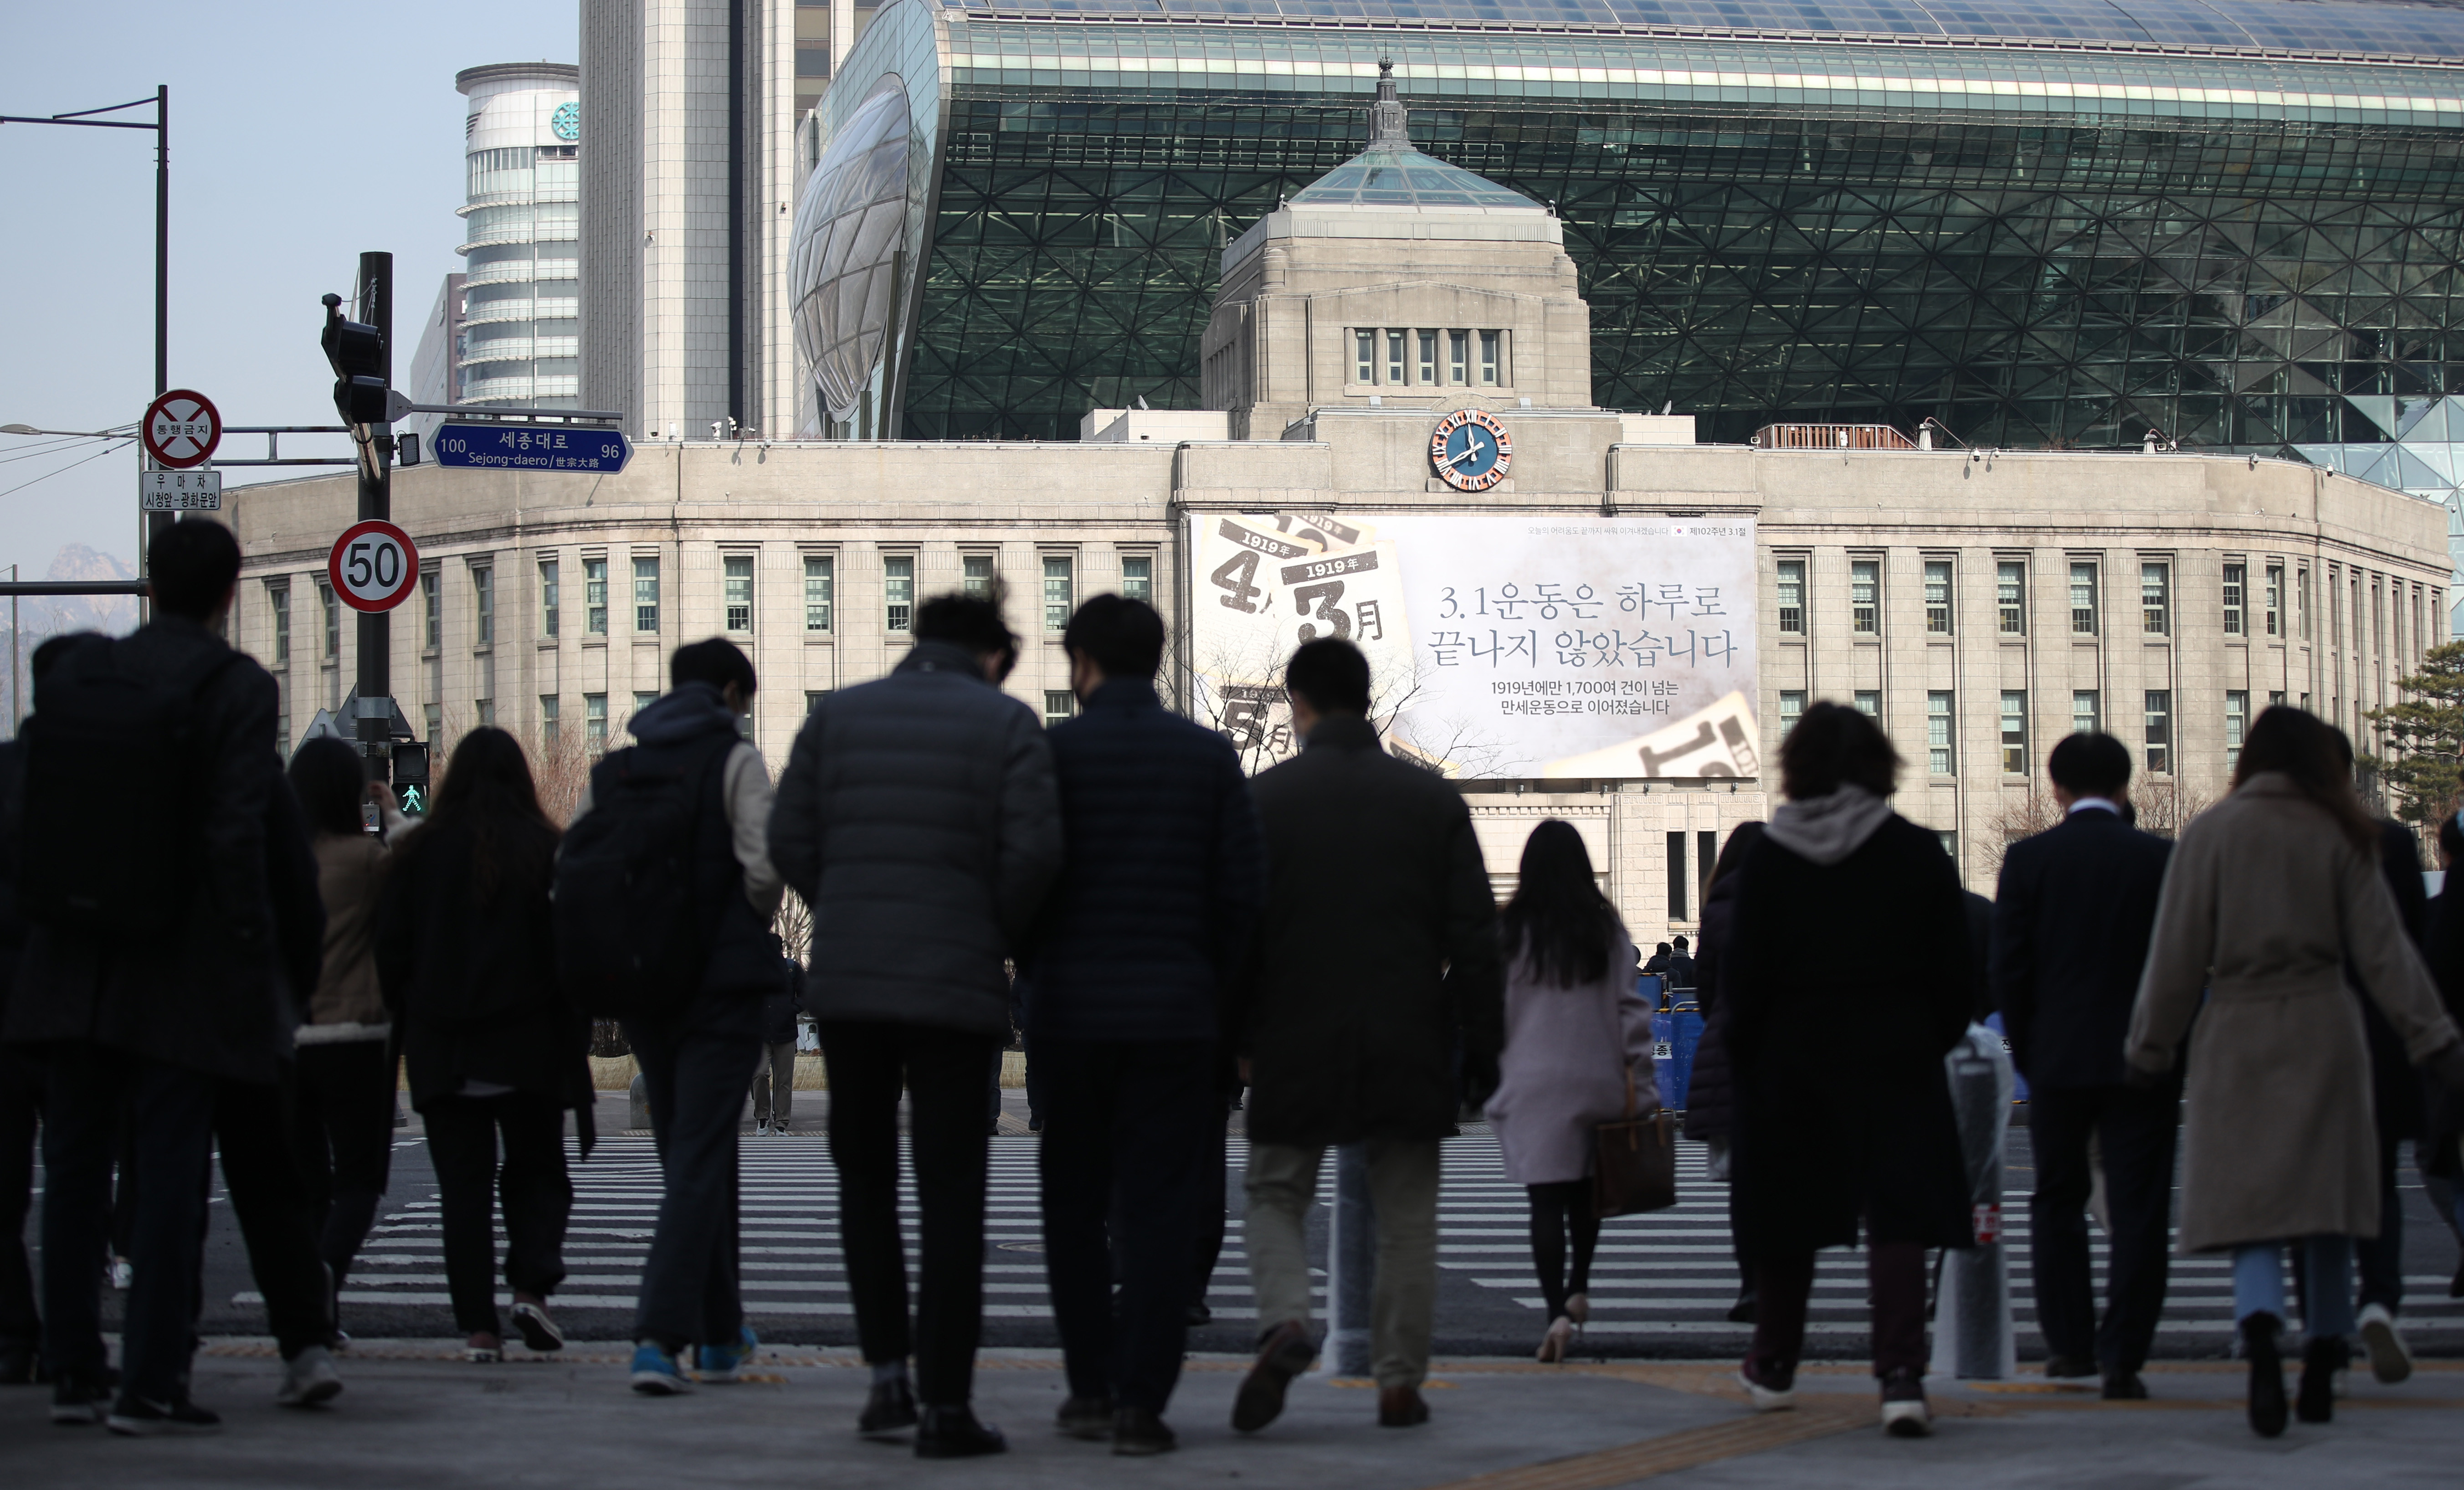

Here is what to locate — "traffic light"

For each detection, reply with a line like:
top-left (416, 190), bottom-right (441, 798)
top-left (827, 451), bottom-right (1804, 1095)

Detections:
top-left (390, 738), bottom-right (431, 816)
top-left (320, 292), bottom-right (388, 426)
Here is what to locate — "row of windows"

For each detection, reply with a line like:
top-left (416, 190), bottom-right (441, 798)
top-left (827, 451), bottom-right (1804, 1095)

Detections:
top-left (1348, 327), bottom-right (1506, 388)
top-left (1776, 556), bottom-right (2299, 641)
top-left (1775, 687), bottom-right (2300, 777)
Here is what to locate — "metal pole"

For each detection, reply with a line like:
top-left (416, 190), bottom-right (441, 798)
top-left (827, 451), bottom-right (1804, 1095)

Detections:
top-left (354, 252), bottom-right (394, 778)
top-left (9, 565), bottom-right (17, 737)
top-left (144, 85), bottom-right (170, 623)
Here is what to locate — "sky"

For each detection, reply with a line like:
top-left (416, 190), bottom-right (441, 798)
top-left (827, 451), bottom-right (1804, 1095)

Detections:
top-left (0, 1), bottom-right (578, 576)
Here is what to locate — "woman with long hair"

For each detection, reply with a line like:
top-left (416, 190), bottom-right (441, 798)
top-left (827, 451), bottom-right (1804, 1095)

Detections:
top-left (1481, 819), bottom-right (1655, 1363)
top-left (374, 727), bottom-right (590, 1362)
top-left (285, 737), bottom-right (399, 1344)
top-left (1724, 703), bottom-right (1973, 1436)
top-left (2127, 706), bottom-right (2464, 1436)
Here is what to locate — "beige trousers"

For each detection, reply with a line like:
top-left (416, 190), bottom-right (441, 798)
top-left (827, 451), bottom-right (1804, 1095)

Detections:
top-left (1244, 1138), bottom-right (1441, 1390)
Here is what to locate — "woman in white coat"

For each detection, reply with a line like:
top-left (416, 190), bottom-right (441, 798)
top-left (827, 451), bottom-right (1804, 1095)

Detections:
top-left (1482, 820), bottom-right (1658, 1362)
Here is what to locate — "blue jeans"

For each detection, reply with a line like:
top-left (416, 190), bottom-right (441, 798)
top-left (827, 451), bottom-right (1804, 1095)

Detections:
top-left (2233, 1236), bottom-right (2356, 1339)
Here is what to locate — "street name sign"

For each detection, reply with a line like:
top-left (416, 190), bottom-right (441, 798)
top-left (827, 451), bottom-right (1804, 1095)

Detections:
top-left (141, 389), bottom-right (221, 468)
top-left (328, 519), bottom-right (421, 613)
top-left (432, 421), bottom-right (630, 474)
top-left (139, 469), bottom-right (222, 511)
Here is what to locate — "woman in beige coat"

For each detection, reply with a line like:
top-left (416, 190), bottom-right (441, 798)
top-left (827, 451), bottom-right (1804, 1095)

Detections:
top-left (2126, 706), bottom-right (2464, 1437)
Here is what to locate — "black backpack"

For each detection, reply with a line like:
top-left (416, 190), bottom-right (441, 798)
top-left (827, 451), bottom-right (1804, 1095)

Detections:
top-left (552, 732), bottom-right (735, 1018)
top-left (19, 633), bottom-right (237, 940)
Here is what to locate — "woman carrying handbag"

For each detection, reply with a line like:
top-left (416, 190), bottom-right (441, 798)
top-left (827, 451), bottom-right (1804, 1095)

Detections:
top-left (1481, 820), bottom-right (1657, 1363)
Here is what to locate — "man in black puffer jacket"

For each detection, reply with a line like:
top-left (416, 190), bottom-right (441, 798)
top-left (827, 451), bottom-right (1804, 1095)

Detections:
top-left (770, 591), bottom-right (1062, 1459)
top-left (1022, 596), bottom-right (1263, 1455)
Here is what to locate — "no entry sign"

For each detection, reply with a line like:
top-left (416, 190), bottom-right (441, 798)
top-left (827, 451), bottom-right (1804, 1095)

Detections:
top-left (142, 389), bottom-right (221, 469)
top-left (328, 519), bottom-right (421, 613)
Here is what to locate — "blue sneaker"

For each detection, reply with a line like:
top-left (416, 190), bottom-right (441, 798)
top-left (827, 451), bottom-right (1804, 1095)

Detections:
top-left (629, 1342), bottom-right (693, 1395)
top-left (696, 1327), bottom-right (758, 1383)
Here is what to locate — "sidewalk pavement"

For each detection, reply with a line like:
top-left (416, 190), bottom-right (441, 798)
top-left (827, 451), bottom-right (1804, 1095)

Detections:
top-left (5, 1344), bottom-right (2455, 1488)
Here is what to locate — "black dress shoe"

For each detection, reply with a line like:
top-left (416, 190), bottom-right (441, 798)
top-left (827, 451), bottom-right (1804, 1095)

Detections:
top-left (859, 1377), bottom-right (917, 1437)
top-left (0, 1337), bottom-right (37, 1386)
top-left (2042, 1354), bottom-right (2098, 1381)
top-left (1186, 1302), bottom-right (1214, 1327)
top-left (1725, 1294), bottom-right (1757, 1325)
top-left (2296, 1336), bottom-right (2340, 1424)
top-left (1056, 1393), bottom-right (1115, 1440)
top-left (2101, 1371), bottom-right (2147, 1400)
top-left (1113, 1405), bottom-right (1177, 1455)
top-left (916, 1403), bottom-right (1007, 1459)
top-left (2242, 1313), bottom-right (2287, 1439)
top-left (1231, 1320), bottom-right (1317, 1434)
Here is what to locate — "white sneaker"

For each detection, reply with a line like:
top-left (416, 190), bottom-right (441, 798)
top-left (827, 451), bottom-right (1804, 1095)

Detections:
top-left (2357, 1303), bottom-right (2413, 1384)
top-left (276, 1346), bottom-right (344, 1408)
top-left (1736, 1366), bottom-right (1796, 1412)
top-left (110, 1259), bottom-right (133, 1291)
top-left (756, 1121), bottom-right (771, 1137)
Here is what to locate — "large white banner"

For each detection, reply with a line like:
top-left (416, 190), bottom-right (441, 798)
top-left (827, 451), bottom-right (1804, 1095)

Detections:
top-left (1186, 511), bottom-right (1758, 778)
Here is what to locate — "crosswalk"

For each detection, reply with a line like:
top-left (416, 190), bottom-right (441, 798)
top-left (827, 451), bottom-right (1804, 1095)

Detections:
top-left (280, 1130), bottom-right (2459, 1354)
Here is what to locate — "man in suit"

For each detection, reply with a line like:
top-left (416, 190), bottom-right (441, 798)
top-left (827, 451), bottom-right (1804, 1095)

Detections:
top-left (1990, 731), bottom-right (2175, 1400)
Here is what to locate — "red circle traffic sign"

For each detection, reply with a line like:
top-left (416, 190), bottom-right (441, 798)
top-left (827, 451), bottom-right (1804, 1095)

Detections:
top-left (328, 520), bottom-right (421, 613)
top-left (142, 389), bottom-right (221, 469)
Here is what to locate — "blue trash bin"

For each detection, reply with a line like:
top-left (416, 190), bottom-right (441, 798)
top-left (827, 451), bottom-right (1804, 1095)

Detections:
top-left (1984, 1011), bottom-right (2029, 1107)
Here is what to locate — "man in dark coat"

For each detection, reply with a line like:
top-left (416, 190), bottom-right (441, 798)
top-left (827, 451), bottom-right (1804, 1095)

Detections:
top-left (0, 732), bottom-right (36, 1384)
top-left (1990, 731), bottom-right (2175, 1399)
top-left (1022, 596), bottom-right (1263, 1455)
top-left (752, 956), bottom-right (803, 1135)
top-left (1230, 638), bottom-right (1502, 1435)
top-left (1665, 935), bottom-right (1697, 991)
top-left (770, 592), bottom-right (1063, 1459)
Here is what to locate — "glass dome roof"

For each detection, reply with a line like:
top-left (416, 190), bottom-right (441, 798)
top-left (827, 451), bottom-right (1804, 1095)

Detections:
top-left (1290, 60), bottom-right (1546, 206)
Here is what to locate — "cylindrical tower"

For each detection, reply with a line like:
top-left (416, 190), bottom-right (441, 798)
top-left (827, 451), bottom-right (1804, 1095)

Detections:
top-left (455, 62), bottom-right (581, 411)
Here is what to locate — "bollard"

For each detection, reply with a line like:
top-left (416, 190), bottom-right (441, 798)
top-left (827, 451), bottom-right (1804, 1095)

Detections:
top-left (1327, 1142), bottom-right (1377, 1377)
top-left (1930, 1022), bottom-right (2016, 1380)
top-left (629, 1070), bottom-right (652, 1132)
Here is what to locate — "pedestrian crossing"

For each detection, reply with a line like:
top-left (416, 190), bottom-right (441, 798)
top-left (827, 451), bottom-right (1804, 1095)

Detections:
top-left (264, 1130), bottom-right (2460, 1356)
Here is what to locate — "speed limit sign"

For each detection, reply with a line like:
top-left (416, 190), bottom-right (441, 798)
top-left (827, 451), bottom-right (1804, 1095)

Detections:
top-left (327, 519), bottom-right (421, 613)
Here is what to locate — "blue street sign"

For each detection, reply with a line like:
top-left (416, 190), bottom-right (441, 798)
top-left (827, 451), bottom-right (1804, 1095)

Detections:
top-left (431, 422), bottom-right (630, 474)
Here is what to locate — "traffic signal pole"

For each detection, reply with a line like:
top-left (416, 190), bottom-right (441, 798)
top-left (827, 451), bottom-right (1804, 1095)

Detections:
top-left (350, 252), bottom-right (393, 785)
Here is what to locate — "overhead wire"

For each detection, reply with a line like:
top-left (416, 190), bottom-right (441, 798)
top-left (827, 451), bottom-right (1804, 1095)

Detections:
top-left (0, 439), bottom-right (135, 501)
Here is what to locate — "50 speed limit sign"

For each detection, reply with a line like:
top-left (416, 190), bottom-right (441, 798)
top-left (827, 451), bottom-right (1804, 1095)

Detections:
top-left (327, 519), bottom-right (421, 613)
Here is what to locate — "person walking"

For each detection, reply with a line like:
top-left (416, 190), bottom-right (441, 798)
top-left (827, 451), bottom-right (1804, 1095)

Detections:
top-left (1723, 702), bottom-right (1974, 1437)
top-left (770, 592), bottom-right (1063, 1458)
top-left (1231, 637), bottom-right (1504, 1434)
top-left (561, 640), bottom-right (783, 1393)
top-left (1021, 595), bottom-right (1264, 1454)
top-left (1684, 820), bottom-right (1766, 1325)
top-left (0, 729), bottom-right (38, 1384)
top-left (377, 726), bottom-right (590, 1364)
top-left (1482, 819), bottom-right (1653, 1364)
top-left (2125, 706), bottom-right (2464, 1437)
top-left (285, 737), bottom-right (404, 1345)
top-left (752, 955), bottom-right (803, 1136)
top-left (2421, 811), bottom-right (2464, 1288)
top-left (1989, 731), bottom-right (2176, 1399)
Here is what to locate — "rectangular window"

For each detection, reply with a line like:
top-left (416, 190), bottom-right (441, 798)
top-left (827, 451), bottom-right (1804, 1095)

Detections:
top-left (962, 553), bottom-right (995, 599)
top-left (2225, 690), bottom-right (2248, 771)
top-left (2141, 562), bottom-right (2170, 635)
top-left (1043, 554), bottom-right (1074, 632)
top-left (1927, 691), bottom-right (1955, 774)
top-left (1853, 690), bottom-right (1880, 717)
top-left (475, 698), bottom-right (495, 728)
top-left (632, 556), bottom-right (659, 632)
top-left (2069, 561), bottom-right (2098, 635)
top-left (803, 554), bottom-right (834, 632)
top-left (2268, 689), bottom-right (2286, 708)
top-left (1924, 560), bottom-right (1953, 635)
top-left (632, 690), bottom-right (657, 716)
top-left (1997, 561), bottom-right (2025, 635)
top-left (2144, 690), bottom-right (2172, 774)
top-left (585, 557), bottom-right (608, 635)
top-left (1936, 831), bottom-right (1959, 877)
top-left (2072, 689), bottom-right (2100, 736)
top-left (1851, 560), bottom-right (1880, 634)
top-left (267, 583), bottom-right (290, 668)
top-left (1417, 329), bottom-right (1437, 385)
top-left (1121, 554), bottom-right (1153, 604)
top-left (1385, 329), bottom-right (1406, 385)
top-left (421, 570), bottom-right (440, 652)
top-left (1043, 690), bottom-right (1076, 728)
top-left (1778, 690), bottom-right (1806, 735)
top-left (2222, 562), bottom-right (2245, 637)
top-left (424, 703), bottom-right (441, 744)
top-left (1354, 329), bottom-right (1374, 383)
top-left (320, 580), bottom-right (340, 659)
top-left (585, 693), bottom-right (607, 749)
top-left (804, 690), bottom-right (831, 715)
top-left (539, 694), bottom-right (560, 748)
top-left (884, 555), bottom-right (914, 632)
top-left (2264, 564), bottom-right (2283, 637)
top-left (1775, 559), bottom-right (1806, 635)
top-left (721, 553), bottom-right (754, 632)
top-left (1698, 830), bottom-right (1719, 918)
top-left (539, 559), bottom-right (560, 639)
top-left (1479, 329), bottom-right (1501, 386)
top-left (472, 565), bottom-right (494, 647)
top-left (1666, 831), bottom-right (1689, 921)
top-left (2297, 568), bottom-right (2311, 639)
top-left (2001, 690), bottom-right (2028, 773)
top-left (1448, 330), bottom-right (1468, 385)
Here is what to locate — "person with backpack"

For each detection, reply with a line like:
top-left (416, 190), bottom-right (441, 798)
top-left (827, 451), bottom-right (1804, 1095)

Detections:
top-left (770, 592), bottom-right (1063, 1458)
top-left (557, 638), bottom-right (782, 1394)
top-left (4, 518), bottom-right (337, 1432)
top-left (376, 726), bottom-right (587, 1362)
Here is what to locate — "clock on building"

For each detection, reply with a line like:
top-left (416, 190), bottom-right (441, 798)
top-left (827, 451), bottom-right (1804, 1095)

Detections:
top-left (1428, 407), bottom-right (1513, 492)
top-left (551, 101), bottom-right (580, 142)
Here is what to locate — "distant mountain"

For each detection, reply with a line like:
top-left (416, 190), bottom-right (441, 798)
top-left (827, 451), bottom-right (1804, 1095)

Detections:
top-left (33, 545), bottom-right (140, 635)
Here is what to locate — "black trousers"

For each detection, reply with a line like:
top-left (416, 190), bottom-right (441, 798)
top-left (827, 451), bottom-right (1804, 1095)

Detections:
top-left (290, 1040), bottom-right (396, 1296)
top-left (625, 1018), bottom-right (759, 1351)
top-left (211, 1073), bottom-right (337, 1359)
top-left (39, 1042), bottom-right (214, 1400)
top-left (2028, 1082), bottom-right (2180, 1372)
top-left (1036, 1037), bottom-right (1213, 1414)
top-left (2356, 1125), bottom-right (2406, 1314)
top-left (1191, 1096), bottom-right (1232, 1310)
top-left (424, 1091), bottom-right (574, 1337)
top-left (0, 1045), bottom-right (41, 1350)
top-left (821, 1020), bottom-right (996, 1406)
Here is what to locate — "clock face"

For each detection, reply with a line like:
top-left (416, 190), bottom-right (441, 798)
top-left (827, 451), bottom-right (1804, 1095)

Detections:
top-left (551, 102), bottom-right (581, 142)
top-left (1429, 408), bottom-right (1513, 492)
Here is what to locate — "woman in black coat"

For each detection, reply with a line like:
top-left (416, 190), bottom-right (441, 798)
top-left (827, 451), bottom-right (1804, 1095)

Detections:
top-left (1684, 820), bottom-right (1764, 1324)
top-left (375, 727), bottom-right (589, 1362)
top-left (1724, 703), bottom-right (1973, 1437)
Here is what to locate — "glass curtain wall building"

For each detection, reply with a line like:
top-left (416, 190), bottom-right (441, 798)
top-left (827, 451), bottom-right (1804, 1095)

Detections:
top-left (797, 0), bottom-right (2464, 617)
top-left (455, 63), bottom-right (581, 411)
